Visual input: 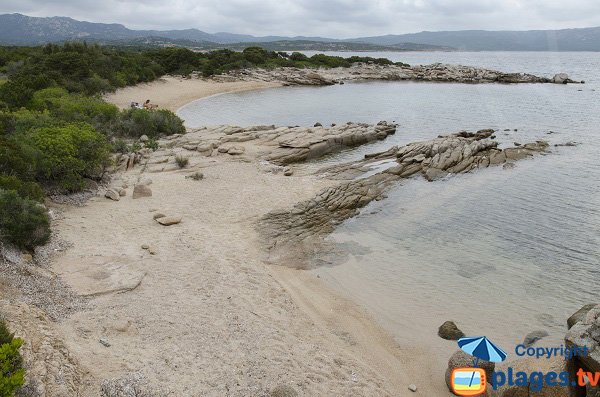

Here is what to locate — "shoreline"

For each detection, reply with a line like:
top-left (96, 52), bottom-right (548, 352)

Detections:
top-left (103, 75), bottom-right (282, 112)
top-left (20, 79), bottom-right (427, 395)
top-left (4, 72), bottom-right (564, 395)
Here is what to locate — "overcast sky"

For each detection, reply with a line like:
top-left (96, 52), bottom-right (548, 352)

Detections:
top-left (1, 0), bottom-right (600, 38)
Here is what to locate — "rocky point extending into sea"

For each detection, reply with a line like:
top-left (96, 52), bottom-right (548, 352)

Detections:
top-left (213, 63), bottom-right (583, 86)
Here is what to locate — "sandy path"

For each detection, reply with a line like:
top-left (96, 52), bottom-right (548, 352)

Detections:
top-left (103, 75), bottom-right (281, 112)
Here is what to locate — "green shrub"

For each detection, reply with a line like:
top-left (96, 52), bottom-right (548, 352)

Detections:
top-left (112, 139), bottom-right (129, 154)
top-left (175, 155), bottom-right (189, 169)
top-left (0, 319), bottom-right (25, 397)
top-left (0, 136), bottom-right (37, 182)
top-left (242, 47), bottom-right (270, 64)
top-left (0, 176), bottom-right (44, 202)
top-left (0, 321), bottom-right (13, 346)
top-left (0, 113), bottom-right (15, 134)
top-left (109, 108), bottom-right (185, 138)
top-left (26, 124), bottom-right (110, 191)
top-left (289, 52), bottom-right (308, 61)
top-left (129, 142), bottom-right (142, 153)
top-left (144, 138), bottom-right (159, 151)
top-left (1, 109), bottom-right (61, 136)
top-left (31, 88), bottom-right (119, 125)
top-left (0, 190), bottom-right (50, 249)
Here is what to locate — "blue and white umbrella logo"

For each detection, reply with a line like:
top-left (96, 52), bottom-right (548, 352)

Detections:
top-left (458, 336), bottom-right (508, 367)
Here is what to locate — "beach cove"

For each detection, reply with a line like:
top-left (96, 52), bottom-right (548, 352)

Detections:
top-left (2, 56), bottom-right (597, 396)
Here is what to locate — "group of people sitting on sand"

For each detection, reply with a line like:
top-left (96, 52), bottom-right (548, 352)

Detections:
top-left (130, 99), bottom-right (159, 110)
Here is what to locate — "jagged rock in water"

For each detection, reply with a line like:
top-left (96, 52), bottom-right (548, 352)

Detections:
top-left (258, 129), bottom-right (549, 267)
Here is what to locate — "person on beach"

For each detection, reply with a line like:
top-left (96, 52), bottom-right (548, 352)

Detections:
top-left (143, 99), bottom-right (158, 109)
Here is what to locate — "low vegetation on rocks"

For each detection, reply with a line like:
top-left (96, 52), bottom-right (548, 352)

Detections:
top-left (175, 155), bottom-right (189, 169)
top-left (0, 319), bottom-right (25, 397)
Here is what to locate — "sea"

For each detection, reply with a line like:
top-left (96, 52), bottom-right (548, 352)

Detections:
top-left (178, 51), bottom-right (600, 372)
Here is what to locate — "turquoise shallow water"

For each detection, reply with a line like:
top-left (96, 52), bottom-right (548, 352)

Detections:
top-left (178, 52), bottom-right (600, 363)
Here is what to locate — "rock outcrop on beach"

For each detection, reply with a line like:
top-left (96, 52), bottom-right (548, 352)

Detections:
top-left (215, 63), bottom-right (581, 86)
top-left (567, 303), bottom-right (598, 329)
top-left (258, 129), bottom-right (549, 267)
top-left (565, 304), bottom-right (600, 373)
top-left (144, 122), bottom-right (397, 172)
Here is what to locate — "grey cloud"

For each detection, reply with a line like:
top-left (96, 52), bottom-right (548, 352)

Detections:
top-left (1, 0), bottom-right (600, 37)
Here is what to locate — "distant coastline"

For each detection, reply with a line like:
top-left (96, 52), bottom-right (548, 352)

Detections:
top-left (2, 13), bottom-right (600, 51)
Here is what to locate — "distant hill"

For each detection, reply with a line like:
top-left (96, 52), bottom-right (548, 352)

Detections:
top-left (1, 13), bottom-right (599, 51)
top-left (349, 28), bottom-right (600, 51)
top-left (0, 13), bottom-right (450, 51)
top-left (0, 14), bottom-right (345, 45)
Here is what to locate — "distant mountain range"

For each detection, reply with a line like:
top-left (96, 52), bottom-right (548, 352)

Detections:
top-left (1, 13), bottom-right (599, 51)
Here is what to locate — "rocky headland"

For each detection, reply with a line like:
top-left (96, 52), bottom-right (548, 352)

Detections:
top-left (214, 63), bottom-right (583, 86)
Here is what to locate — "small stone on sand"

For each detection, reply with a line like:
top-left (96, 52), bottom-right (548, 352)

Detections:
top-left (156, 216), bottom-right (182, 226)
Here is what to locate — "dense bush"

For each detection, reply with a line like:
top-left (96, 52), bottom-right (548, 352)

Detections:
top-left (0, 43), bottom-right (405, 110)
top-left (30, 88), bottom-right (119, 125)
top-left (0, 190), bottom-right (50, 249)
top-left (0, 176), bottom-right (44, 202)
top-left (0, 319), bottom-right (25, 397)
top-left (109, 108), bottom-right (185, 138)
top-left (25, 124), bottom-right (110, 191)
top-left (0, 136), bottom-right (37, 182)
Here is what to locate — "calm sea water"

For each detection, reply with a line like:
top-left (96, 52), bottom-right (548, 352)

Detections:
top-left (178, 52), bottom-right (600, 367)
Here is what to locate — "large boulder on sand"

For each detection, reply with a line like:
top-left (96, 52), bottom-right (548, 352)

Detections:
top-left (438, 321), bottom-right (465, 340)
top-left (446, 350), bottom-right (495, 394)
top-left (565, 305), bottom-right (600, 373)
top-left (132, 184), bottom-right (152, 199)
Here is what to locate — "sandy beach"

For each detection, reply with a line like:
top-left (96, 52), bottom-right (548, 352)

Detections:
top-left (103, 75), bottom-right (282, 112)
